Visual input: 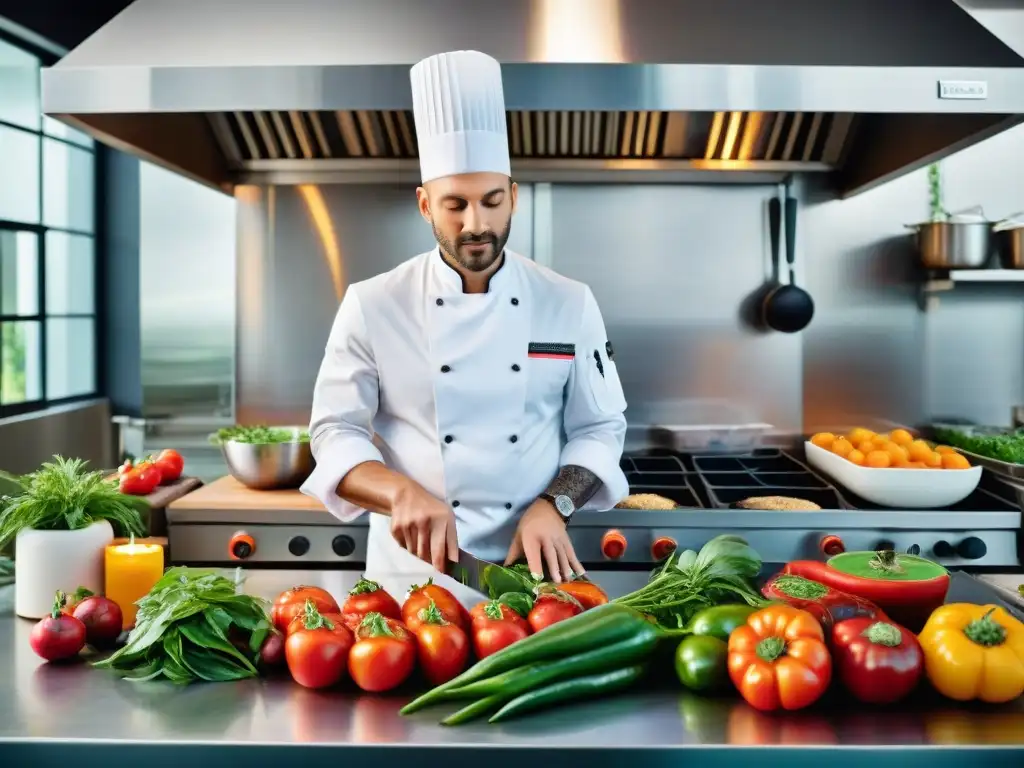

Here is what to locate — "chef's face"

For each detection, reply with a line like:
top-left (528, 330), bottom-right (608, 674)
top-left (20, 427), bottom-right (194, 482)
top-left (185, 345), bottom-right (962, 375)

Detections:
top-left (417, 172), bottom-right (517, 272)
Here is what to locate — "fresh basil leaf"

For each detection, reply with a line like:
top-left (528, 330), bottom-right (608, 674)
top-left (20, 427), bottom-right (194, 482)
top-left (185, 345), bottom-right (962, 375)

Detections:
top-left (182, 645), bottom-right (256, 682)
top-left (181, 617), bottom-right (256, 672)
top-left (497, 592), bottom-right (534, 618)
top-left (483, 564), bottom-right (538, 599)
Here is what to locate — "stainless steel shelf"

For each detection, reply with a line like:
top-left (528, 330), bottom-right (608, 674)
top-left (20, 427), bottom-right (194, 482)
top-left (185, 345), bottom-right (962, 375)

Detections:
top-left (919, 269), bottom-right (1024, 310)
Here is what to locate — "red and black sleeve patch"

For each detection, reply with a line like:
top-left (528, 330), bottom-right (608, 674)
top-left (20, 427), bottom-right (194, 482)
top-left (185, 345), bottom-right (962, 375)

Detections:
top-left (528, 342), bottom-right (575, 360)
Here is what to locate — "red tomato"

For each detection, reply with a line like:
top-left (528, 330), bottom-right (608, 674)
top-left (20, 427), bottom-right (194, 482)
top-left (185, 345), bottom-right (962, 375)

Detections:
top-left (119, 464), bottom-right (160, 496)
top-left (116, 460), bottom-right (134, 477)
top-left (342, 579), bottom-right (402, 630)
top-left (470, 600), bottom-right (529, 631)
top-left (471, 601), bottom-right (530, 659)
top-left (30, 591), bottom-right (87, 661)
top-left (287, 611), bottom-right (346, 636)
top-left (271, 586), bottom-right (339, 633)
top-left (553, 580), bottom-right (609, 610)
top-left (403, 579), bottom-right (469, 632)
top-left (284, 606), bottom-right (354, 689)
top-left (412, 600), bottom-right (470, 685)
top-left (527, 592), bottom-right (583, 633)
top-left (831, 618), bottom-right (923, 705)
top-left (349, 612), bottom-right (417, 692)
top-left (71, 596), bottom-right (123, 647)
top-left (152, 449), bottom-right (184, 483)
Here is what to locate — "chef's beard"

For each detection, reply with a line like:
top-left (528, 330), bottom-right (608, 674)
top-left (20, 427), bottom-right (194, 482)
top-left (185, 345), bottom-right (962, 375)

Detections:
top-left (433, 217), bottom-right (513, 273)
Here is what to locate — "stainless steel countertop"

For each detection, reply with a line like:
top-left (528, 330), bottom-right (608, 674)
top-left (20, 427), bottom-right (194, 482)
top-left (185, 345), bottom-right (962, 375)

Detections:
top-left (1, 577), bottom-right (1023, 767)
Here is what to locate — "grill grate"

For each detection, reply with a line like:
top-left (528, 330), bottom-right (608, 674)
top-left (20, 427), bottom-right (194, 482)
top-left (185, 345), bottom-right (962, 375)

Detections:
top-left (211, 110), bottom-right (856, 166)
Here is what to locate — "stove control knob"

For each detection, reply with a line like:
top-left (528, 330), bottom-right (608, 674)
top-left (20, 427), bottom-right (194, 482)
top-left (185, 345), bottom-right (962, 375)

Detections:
top-left (332, 534), bottom-right (356, 557)
top-left (906, 544), bottom-right (921, 556)
top-left (820, 535), bottom-right (845, 557)
top-left (601, 530), bottom-right (627, 560)
top-left (933, 540), bottom-right (955, 558)
top-left (651, 536), bottom-right (677, 561)
top-left (229, 531), bottom-right (256, 560)
top-left (288, 536), bottom-right (311, 557)
top-left (875, 540), bottom-right (896, 553)
top-left (956, 536), bottom-right (987, 560)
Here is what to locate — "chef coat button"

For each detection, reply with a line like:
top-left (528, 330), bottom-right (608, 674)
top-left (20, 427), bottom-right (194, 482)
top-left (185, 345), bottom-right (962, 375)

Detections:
top-left (444, 434), bottom-right (453, 444)
top-left (511, 364), bottom-right (521, 372)
top-left (511, 297), bottom-right (519, 306)
top-left (509, 435), bottom-right (518, 443)
top-left (505, 502), bottom-right (512, 510)
top-left (436, 298), bottom-right (444, 306)
top-left (441, 364), bottom-right (451, 373)
top-left (452, 500), bottom-right (460, 508)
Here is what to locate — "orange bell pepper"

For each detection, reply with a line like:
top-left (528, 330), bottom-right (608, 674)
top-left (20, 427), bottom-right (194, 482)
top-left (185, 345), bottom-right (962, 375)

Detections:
top-left (918, 603), bottom-right (1024, 704)
top-left (727, 604), bottom-right (832, 711)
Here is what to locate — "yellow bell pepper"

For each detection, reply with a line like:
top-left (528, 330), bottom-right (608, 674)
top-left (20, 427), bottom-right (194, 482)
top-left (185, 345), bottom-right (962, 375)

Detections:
top-left (918, 603), bottom-right (1024, 703)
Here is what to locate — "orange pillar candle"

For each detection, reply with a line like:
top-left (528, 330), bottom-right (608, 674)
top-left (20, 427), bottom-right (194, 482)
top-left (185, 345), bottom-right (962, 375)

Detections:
top-left (104, 536), bottom-right (165, 629)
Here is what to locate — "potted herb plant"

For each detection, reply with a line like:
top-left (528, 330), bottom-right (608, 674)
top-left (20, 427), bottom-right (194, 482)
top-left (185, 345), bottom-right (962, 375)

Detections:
top-left (0, 456), bottom-right (147, 619)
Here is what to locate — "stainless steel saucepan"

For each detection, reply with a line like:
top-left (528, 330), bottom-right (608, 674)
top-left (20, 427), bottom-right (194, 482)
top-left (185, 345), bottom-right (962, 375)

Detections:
top-left (906, 206), bottom-right (994, 269)
top-left (994, 212), bottom-right (1024, 269)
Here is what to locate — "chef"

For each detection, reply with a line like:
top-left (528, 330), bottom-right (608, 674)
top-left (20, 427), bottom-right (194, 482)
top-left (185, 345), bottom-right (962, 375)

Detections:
top-left (301, 50), bottom-right (628, 601)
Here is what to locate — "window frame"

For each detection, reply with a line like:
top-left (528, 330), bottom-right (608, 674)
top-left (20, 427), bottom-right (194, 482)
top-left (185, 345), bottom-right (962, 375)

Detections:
top-left (0, 28), bottom-right (101, 418)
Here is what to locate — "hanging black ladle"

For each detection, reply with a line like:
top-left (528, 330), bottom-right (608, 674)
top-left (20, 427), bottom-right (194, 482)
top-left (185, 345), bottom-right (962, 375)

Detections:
top-left (762, 184), bottom-right (814, 333)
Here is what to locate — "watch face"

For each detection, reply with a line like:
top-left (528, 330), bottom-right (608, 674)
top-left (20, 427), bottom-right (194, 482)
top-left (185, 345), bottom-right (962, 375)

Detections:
top-left (554, 495), bottom-right (575, 517)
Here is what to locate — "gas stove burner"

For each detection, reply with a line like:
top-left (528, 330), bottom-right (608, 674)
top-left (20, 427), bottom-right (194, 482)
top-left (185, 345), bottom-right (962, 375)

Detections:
top-left (620, 448), bottom-right (1023, 515)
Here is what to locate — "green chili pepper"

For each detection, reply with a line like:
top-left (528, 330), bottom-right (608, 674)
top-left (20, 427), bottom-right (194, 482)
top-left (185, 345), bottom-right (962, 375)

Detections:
top-left (487, 665), bottom-right (647, 723)
top-left (440, 694), bottom-right (506, 727)
top-left (400, 603), bottom-right (644, 714)
top-left (448, 622), bottom-right (660, 704)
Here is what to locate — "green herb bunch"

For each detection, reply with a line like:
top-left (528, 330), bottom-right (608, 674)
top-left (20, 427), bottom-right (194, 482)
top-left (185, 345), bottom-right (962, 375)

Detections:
top-left (616, 534), bottom-right (768, 629)
top-left (933, 426), bottom-right (1024, 465)
top-left (96, 567), bottom-right (272, 685)
top-left (0, 456), bottom-right (147, 551)
top-left (209, 425), bottom-right (311, 446)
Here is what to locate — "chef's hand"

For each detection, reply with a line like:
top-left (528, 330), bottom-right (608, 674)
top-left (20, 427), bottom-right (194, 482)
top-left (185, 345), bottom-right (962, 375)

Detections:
top-left (390, 480), bottom-right (459, 572)
top-left (505, 499), bottom-right (585, 583)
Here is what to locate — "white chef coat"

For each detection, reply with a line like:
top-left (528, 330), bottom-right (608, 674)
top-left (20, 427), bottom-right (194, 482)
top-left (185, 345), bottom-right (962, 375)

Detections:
top-left (301, 248), bottom-right (628, 604)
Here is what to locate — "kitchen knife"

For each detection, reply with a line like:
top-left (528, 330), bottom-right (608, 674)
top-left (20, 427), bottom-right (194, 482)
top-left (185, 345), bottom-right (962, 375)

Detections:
top-left (447, 549), bottom-right (493, 594)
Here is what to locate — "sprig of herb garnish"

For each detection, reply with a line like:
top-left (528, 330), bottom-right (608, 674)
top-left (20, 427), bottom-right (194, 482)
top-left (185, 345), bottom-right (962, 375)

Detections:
top-left (0, 456), bottom-right (147, 551)
top-left (95, 567), bottom-right (272, 685)
top-left (208, 425), bottom-right (310, 446)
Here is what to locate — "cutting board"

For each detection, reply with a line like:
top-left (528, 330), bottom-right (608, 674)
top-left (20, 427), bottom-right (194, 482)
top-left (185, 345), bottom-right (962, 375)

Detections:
top-left (109, 475), bottom-right (204, 536)
top-left (168, 475), bottom-right (325, 512)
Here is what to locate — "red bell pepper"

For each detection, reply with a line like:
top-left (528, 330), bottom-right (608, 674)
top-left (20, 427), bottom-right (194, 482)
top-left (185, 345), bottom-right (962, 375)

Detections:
top-left (762, 573), bottom-right (886, 632)
top-left (782, 552), bottom-right (949, 632)
top-left (831, 617), bottom-right (924, 705)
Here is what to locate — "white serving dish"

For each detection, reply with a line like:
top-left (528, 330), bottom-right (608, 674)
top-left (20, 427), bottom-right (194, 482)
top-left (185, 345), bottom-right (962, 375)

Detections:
top-left (804, 441), bottom-right (982, 509)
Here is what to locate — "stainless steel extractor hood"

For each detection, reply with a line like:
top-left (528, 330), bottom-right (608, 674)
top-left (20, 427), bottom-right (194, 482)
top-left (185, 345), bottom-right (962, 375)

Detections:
top-left (41, 0), bottom-right (1024, 197)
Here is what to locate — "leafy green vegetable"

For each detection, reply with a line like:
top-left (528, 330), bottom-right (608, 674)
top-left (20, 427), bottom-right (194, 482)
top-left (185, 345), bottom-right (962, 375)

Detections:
top-left (0, 556), bottom-right (12, 587)
top-left (209, 425), bottom-right (310, 446)
top-left (483, 563), bottom-right (541, 600)
top-left (497, 592), bottom-right (535, 618)
top-left (0, 456), bottom-right (147, 551)
top-left (95, 567), bottom-right (272, 685)
top-left (933, 426), bottom-right (1024, 465)
top-left (614, 534), bottom-right (767, 630)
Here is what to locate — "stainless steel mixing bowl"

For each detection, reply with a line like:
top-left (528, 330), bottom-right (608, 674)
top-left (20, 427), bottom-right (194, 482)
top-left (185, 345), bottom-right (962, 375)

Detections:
top-left (219, 427), bottom-right (315, 490)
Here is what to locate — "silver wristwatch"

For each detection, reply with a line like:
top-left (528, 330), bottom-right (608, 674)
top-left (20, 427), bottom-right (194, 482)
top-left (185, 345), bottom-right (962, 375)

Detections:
top-left (540, 493), bottom-right (575, 523)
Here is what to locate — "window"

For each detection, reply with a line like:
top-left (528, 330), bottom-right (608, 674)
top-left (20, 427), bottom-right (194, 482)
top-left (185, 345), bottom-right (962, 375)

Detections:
top-left (0, 33), bottom-right (98, 416)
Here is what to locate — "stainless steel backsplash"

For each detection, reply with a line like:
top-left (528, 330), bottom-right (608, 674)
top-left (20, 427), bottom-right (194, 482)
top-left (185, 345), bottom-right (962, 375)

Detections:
top-left (139, 127), bottom-right (1024, 457)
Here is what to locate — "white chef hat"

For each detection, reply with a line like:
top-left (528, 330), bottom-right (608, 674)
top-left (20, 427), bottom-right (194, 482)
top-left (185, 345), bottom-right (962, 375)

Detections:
top-left (410, 50), bottom-right (511, 184)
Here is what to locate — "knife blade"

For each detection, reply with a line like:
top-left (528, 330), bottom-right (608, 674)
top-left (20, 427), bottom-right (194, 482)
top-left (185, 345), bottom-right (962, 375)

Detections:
top-left (447, 549), bottom-right (493, 594)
